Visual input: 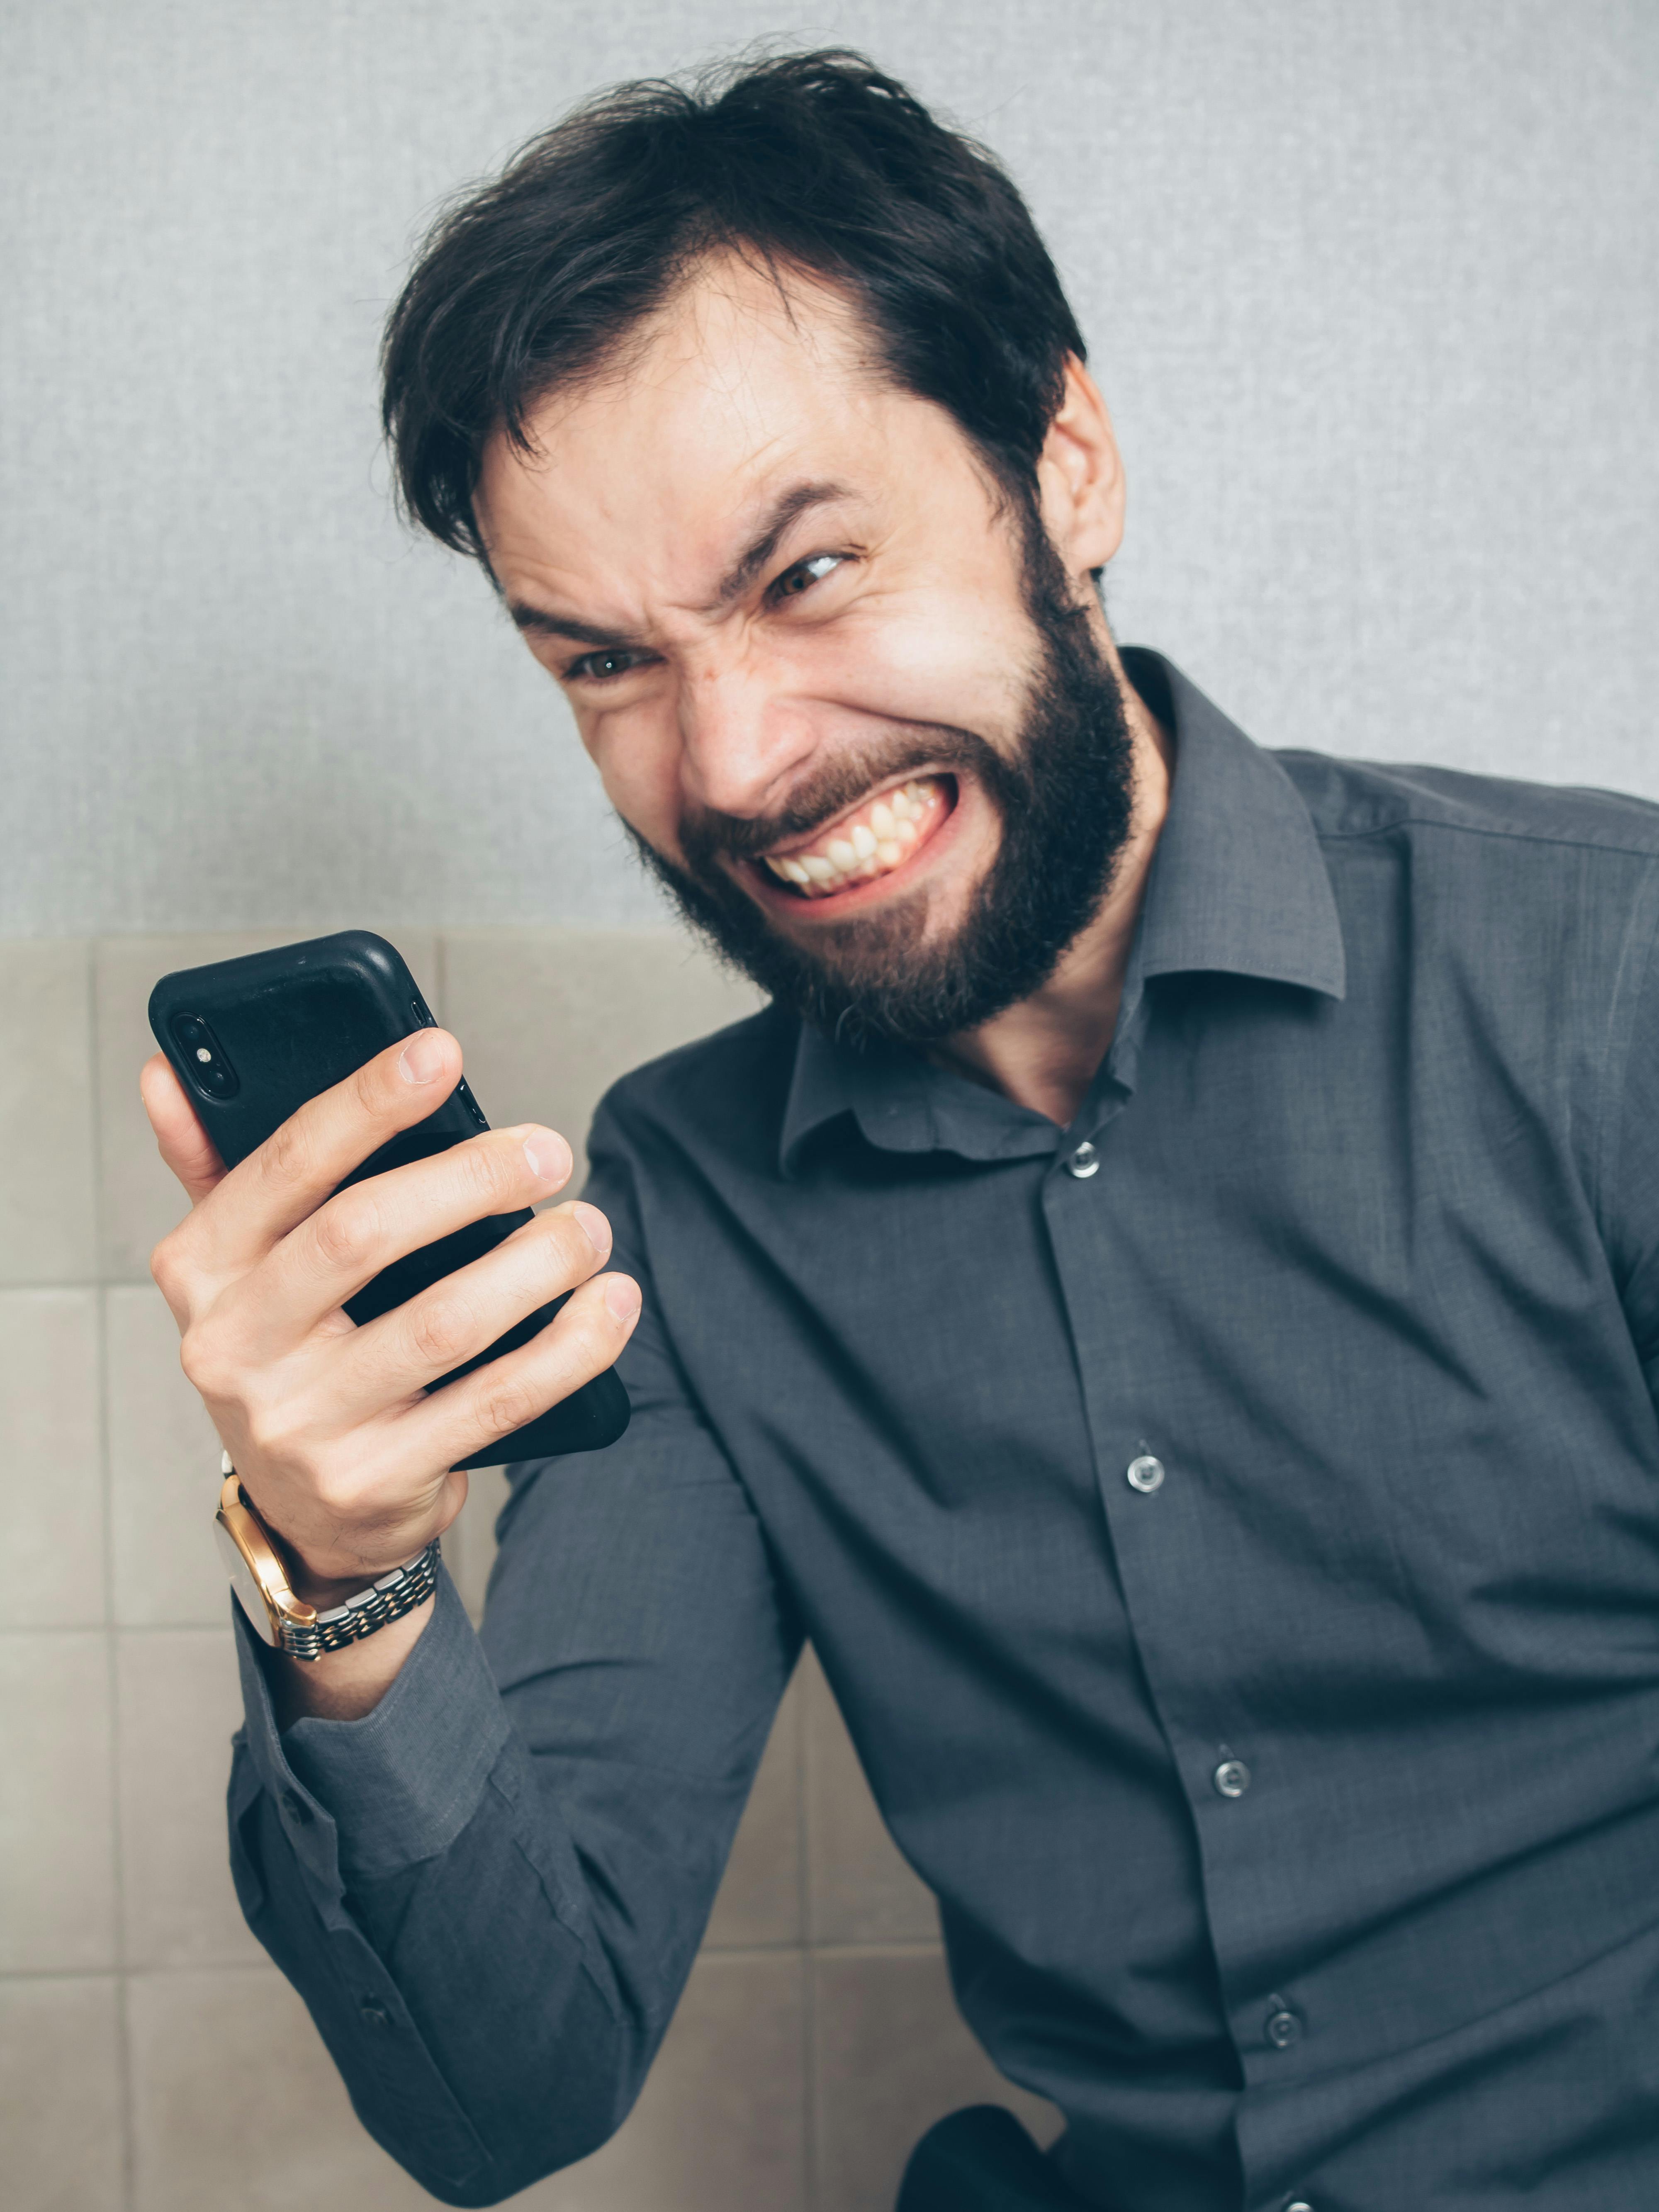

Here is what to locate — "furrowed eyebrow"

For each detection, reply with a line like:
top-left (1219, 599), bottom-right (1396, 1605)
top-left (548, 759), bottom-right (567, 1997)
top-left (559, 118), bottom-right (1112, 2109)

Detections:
top-left (504, 479), bottom-right (857, 650)
top-left (507, 605), bottom-right (640, 651)
top-left (712, 479), bottom-right (854, 606)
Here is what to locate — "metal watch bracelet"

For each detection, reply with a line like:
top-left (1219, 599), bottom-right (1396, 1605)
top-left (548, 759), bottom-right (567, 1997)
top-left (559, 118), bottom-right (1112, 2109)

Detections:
top-left (216, 1452), bottom-right (440, 1663)
top-left (296, 1540), bottom-right (442, 1660)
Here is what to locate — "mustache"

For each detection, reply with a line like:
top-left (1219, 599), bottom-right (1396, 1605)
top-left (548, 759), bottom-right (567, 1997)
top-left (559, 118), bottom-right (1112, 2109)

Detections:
top-left (678, 725), bottom-right (991, 867)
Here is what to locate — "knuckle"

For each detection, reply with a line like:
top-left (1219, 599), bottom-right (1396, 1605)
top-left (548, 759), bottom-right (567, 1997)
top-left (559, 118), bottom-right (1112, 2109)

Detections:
top-left (351, 1053), bottom-right (410, 1126)
top-left (463, 1135), bottom-right (520, 1210)
top-left (407, 1293), bottom-right (476, 1372)
top-left (544, 1290), bottom-right (610, 1371)
top-left (260, 1113), bottom-right (315, 1189)
top-left (539, 1210), bottom-right (598, 1283)
top-left (311, 1192), bottom-right (379, 1275)
top-left (479, 1371), bottom-right (543, 1437)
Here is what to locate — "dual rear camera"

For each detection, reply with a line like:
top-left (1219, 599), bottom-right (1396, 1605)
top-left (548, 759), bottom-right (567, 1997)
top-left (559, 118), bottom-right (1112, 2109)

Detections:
top-left (170, 1013), bottom-right (240, 1100)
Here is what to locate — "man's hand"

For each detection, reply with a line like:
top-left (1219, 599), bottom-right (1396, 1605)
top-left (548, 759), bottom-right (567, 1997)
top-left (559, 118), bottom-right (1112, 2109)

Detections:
top-left (141, 1028), bottom-right (640, 1709)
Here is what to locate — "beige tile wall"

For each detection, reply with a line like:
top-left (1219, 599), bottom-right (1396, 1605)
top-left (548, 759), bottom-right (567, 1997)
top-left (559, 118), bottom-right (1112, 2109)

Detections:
top-left (2, 932), bottom-right (1058, 2212)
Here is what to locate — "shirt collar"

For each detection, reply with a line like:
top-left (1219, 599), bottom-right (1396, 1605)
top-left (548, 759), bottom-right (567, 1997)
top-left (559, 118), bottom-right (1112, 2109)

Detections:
top-left (778, 647), bottom-right (1345, 1174)
top-left (1124, 647), bottom-right (1345, 1001)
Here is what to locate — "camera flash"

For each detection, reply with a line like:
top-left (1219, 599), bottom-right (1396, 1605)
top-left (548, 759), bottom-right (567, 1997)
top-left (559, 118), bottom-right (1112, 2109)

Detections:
top-left (196, 1047), bottom-right (212, 1062)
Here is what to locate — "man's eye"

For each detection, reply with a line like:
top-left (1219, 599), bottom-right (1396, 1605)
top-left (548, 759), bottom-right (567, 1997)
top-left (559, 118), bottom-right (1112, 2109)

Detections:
top-left (772, 553), bottom-right (845, 600)
top-left (568, 648), bottom-right (645, 682)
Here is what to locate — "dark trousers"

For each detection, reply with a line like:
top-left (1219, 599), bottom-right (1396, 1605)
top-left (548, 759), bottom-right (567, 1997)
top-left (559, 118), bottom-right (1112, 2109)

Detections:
top-left (896, 2106), bottom-right (1092, 2212)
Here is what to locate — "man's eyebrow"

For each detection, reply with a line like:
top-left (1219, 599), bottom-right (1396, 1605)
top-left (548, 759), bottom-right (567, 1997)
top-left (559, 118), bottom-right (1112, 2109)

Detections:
top-left (506, 605), bottom-right (638, 650)
top-left (505, 479), bottom-right (857, 649)
top-left (712, 479), bottom-right (855, 605)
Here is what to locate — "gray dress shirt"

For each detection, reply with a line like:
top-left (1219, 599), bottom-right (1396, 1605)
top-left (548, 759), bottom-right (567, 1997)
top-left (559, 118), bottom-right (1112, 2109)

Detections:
top-left (229, 650), bottom-right (1659, 2212)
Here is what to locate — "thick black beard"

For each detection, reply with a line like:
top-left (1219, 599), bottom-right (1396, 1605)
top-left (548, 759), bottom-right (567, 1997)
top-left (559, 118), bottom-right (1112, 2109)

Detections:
top-left (625, 535), bottom-right (1137, 1050)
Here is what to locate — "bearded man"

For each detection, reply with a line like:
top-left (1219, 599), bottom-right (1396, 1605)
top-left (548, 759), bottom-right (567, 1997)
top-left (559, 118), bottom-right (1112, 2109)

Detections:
top-left (142, 50), bottom-right (1659, 2212)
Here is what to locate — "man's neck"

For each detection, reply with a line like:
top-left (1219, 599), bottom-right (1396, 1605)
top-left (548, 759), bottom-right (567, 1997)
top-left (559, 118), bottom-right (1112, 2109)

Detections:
top-left (932, 640), bottom-right (1173, 1128)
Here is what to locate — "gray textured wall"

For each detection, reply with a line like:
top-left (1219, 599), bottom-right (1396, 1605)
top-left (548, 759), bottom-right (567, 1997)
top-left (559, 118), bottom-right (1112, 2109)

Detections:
top-left (3, 0), bottom-right (1655, 940)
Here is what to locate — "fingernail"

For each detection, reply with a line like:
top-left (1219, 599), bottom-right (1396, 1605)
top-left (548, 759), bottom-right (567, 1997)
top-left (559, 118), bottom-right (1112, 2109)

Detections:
top-left (399, 1032), bottom-right (447, 1084)
top-left (572, 1202), bottom-right (612, 1258)
top-left (605, 1274), bottom-right (641, 1322)
top-left (523, 1131), bottom-right (572, 1186)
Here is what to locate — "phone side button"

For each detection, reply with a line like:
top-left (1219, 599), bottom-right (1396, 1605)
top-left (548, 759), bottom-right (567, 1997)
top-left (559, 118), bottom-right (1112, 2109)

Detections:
top-left (455, 1079), bottom-right (488, 1130)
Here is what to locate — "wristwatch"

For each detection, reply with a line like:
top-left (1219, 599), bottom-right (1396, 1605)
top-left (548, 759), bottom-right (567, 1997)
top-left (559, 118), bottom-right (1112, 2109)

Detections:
top-left (214, 1452), bottom-right (440, 1663)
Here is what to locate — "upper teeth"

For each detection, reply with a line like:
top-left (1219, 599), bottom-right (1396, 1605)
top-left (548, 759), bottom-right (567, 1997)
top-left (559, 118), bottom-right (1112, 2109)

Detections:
top-left (764, 780), bottom-right (939, 896)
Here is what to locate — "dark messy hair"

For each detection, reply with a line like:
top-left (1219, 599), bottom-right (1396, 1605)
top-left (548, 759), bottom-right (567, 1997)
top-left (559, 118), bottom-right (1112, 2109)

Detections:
top-left (381, 48), bottom-right (1087, 562)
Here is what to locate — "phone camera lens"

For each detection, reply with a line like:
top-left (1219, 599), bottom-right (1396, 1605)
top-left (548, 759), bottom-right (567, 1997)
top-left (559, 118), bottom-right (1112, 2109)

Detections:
top-left (170, 1012), bottom-right (239, 1101)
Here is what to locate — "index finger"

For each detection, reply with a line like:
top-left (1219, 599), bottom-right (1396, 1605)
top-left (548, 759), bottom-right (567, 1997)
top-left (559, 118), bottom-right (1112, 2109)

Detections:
top-left (176, 1026), bottom-right (467, 1281)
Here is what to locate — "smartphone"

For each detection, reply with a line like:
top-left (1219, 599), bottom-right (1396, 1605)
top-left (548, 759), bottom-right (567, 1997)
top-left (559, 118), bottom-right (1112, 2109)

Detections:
top-left (148, 929), bottom-right (630, 1468)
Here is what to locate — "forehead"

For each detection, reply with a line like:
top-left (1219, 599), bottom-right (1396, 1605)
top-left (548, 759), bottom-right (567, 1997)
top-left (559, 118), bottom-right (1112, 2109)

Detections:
top-left (474, 254), bottom-right (978, 588)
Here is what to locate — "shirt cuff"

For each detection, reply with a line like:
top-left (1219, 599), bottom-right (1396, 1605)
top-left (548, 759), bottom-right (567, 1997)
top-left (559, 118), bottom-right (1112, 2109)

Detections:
top-left (231, 1561), bottom-right (511, 1886)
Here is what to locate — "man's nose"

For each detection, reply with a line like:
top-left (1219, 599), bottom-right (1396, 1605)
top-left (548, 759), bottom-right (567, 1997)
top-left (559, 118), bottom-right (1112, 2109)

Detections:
top-left (674, 648), bottom-right (819, 823)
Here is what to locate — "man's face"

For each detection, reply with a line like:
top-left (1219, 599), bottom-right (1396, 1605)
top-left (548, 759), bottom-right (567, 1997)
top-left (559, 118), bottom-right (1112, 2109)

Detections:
top-left (476, 254), bottom-right (1136, 1043)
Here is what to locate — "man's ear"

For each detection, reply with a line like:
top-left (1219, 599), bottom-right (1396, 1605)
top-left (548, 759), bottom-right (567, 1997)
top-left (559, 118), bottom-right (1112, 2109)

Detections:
top-left (1034, 357), bottom-right (1126, 581)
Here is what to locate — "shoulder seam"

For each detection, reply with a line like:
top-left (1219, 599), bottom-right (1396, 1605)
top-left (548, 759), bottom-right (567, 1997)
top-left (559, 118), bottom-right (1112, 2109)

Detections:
top-left (1313, 816), bottom-right (1659, 865)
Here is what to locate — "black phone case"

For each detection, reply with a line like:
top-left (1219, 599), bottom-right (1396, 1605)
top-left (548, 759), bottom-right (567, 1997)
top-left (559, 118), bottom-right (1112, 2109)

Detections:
top-left (148, 929), bottom-right (630, 1467)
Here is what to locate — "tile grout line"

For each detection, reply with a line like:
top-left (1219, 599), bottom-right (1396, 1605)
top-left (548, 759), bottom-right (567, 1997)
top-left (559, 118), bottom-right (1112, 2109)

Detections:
top-left (0, 1964), bottom-right (144, 1983)
top-left (0, 1937), bottom-right (937, 1975)
top-left (797, 1650), bottom-right (819, 2212)
top-left (0, 1620), bottom-right (230, 1638)
top-left (87, 938), bottom-right (139, 2212)
top-left (1, 1960), bottom-right (285, 1986)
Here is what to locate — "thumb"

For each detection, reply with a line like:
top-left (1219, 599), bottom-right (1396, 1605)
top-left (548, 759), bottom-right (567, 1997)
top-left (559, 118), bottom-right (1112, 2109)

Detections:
top-left (140, 1052), bottom-right (227, 1206)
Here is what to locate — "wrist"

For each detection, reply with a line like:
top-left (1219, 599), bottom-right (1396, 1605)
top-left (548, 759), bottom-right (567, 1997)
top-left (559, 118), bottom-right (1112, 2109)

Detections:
top-left (239, 1488), bottom-right (435, 1604)
top-left (268, 1535), bottom-right (423, 1612)
top-left (214, 1461), bottom-right (439, 1665)
top-left (268, 1590), bottom-right (435, 1723)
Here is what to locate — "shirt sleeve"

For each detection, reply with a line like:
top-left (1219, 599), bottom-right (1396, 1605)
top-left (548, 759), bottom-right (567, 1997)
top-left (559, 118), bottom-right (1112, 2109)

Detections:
top-left (224, 1090), bottom-right (802, 2207)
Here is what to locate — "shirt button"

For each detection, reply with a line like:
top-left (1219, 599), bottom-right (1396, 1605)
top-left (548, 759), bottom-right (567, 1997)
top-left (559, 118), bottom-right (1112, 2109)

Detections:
top-left (1125, 1454), bottom-right (1165, 1493)
top-left (1065, 1140), bottom-right (1100, 1179)
top-left (1213, 1757), bottom-right (1251, 1798)
top-left (280, 1790), bottom-right (312, 1826)
top-left (1265, 2006), bottom-right (1302, 2049)
top-left (359, 1999), bottom-right (392, 2031)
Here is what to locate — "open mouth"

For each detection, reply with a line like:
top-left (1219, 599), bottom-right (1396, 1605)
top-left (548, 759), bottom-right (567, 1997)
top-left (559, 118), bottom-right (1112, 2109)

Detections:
top-left (755, 775), bottom-right (951, 900)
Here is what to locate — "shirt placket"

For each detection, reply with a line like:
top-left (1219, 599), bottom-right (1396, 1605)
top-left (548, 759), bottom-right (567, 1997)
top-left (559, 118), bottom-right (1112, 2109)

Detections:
top-left (1040, 990), bottom-right (1321, 2212)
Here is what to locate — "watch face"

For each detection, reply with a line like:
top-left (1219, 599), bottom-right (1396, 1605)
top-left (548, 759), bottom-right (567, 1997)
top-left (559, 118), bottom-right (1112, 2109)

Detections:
top-left (214, 1517), bottom-right (278, 1646)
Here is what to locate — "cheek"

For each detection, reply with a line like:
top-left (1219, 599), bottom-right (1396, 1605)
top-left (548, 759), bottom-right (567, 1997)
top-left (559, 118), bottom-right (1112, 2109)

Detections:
top-left (808, 598), bottom-right (1031, 736)
top-left (579, 701), bottom-right (684, 844)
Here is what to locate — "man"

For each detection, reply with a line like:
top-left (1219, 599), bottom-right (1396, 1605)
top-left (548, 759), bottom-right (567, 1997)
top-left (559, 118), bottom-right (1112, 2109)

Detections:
top-left (141, 50), bottom-right (1659, 2212)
